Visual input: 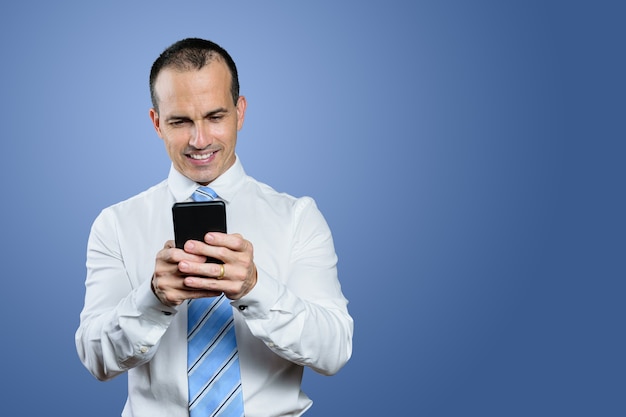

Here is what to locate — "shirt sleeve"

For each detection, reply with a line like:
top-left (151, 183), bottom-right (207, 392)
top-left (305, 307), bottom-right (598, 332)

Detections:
top-left (231, 197), bottom-right (354, 376)
top-left (75, 208), bottom-right (178, 381)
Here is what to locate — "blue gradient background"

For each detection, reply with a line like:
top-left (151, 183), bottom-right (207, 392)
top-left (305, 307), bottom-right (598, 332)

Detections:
top-left (1, 1), bottom-right (624, 416)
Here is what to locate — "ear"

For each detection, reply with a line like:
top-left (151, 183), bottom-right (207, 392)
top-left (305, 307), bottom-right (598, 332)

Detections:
top-left (149, 108), bottom-right (163, 138)
top-left (236, 96), bottom-right (247, 131)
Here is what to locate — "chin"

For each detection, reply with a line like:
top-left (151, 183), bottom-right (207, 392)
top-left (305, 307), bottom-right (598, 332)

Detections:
top-left (195, 171), bottom-right (219, 185)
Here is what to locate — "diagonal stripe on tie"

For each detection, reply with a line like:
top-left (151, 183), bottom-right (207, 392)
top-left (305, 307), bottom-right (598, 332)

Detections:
top-left (192, 186), bottom-right (219, 202)
top-left (187, 186), bottom-right (245, 417)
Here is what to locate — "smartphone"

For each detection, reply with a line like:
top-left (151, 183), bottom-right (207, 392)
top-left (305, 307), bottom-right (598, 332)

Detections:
top-left (172, 200), bottom-right (227, 264)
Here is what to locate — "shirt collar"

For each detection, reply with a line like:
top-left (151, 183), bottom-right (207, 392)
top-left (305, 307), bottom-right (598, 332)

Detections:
top-left (168, 154), bottom-right (247, 203)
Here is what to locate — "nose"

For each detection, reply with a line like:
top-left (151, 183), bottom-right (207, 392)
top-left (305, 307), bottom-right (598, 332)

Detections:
top-left (189, 121), bottom-right (213, 149)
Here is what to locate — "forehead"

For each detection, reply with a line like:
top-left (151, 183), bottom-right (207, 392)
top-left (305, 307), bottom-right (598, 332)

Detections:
top-left (154, 61), bottom-right (232, 110)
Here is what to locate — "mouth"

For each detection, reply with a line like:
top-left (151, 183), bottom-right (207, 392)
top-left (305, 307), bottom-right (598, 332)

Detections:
top-left (187, 150), bottom-right (217, 162)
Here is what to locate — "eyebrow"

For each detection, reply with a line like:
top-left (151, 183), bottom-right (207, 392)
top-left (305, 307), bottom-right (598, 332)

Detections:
top-left (165, 107), bottom-right (229, 122)
top-left (205, 108), bottom-right (229, 117)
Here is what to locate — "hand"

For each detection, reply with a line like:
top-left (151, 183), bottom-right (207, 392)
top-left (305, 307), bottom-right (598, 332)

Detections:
top-left (179, 232), bottom-right (257, 300)
top-left (168, 232), bottom-right (257, 302)
top-left (151, 240), bottom-right (218, 306)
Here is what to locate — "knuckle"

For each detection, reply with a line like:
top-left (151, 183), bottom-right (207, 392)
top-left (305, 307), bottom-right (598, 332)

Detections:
top-left (242, 258), bottom-right (254, 271)
top-left (215, 247), bottom-right (229, 260)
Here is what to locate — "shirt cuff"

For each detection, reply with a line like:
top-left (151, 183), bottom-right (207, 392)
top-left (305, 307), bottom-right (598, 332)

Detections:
top-left (231, 265), bottom-right (282, 319)
top-left (135, 277), bottom-right (179, 322)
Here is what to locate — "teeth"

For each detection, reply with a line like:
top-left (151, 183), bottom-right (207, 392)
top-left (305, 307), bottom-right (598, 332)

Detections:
top-left (190, 152), bottom-right (214, 160)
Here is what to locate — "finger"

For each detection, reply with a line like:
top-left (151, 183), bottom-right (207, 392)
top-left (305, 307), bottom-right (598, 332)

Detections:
top-left (183, 275), bottom-right (239, 294)
top-left (204, 232), bottom-right (251, 253)
top-left (183, 239), bottom-right (226, 260)
top-left (178, 260), bottom-right (226, 279)
top-left (182, 288), bottom-right (223, 300)
top-left (163, 243), bottom-right (208, 265)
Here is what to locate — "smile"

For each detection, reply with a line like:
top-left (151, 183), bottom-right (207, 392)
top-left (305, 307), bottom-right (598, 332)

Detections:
top-left (189, 151), bottom-right (215, 160)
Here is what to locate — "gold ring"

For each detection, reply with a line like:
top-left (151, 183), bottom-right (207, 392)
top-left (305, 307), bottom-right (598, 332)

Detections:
top-left (218, 264), bottom-right (225, 279)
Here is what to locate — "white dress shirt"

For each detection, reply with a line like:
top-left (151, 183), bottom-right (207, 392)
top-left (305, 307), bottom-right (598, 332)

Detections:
top-left (75, 156), bottom-right (353, 417)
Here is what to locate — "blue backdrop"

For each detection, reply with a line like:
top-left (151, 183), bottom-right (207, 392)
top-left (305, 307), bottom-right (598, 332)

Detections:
top-left (1, 1), bottom-right (624, 416)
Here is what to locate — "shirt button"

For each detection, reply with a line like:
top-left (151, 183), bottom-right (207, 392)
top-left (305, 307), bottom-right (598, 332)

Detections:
top-left (238, 305), bottom-right (247, 311)
top-left (139, 346), bottom-right (149, 354)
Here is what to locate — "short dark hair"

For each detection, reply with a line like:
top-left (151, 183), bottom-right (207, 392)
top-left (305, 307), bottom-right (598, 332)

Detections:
top-left (149, 38), bottom-right (240, 111)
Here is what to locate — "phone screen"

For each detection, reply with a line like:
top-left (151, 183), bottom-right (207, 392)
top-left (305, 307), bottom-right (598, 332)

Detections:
top-left (172, 201), bottom-right (227, 263)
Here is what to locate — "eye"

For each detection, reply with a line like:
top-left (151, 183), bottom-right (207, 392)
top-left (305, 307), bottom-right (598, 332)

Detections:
top-left (169, 119), bottom-right (189, 127)
top-left (208, 115), bottom-right (224, 122)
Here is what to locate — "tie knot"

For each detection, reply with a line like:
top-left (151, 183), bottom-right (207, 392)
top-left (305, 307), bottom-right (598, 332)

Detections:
top-left (192, 186), bottom-right (218, 202)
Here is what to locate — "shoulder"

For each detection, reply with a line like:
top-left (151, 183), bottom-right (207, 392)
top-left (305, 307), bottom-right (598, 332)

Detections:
top-left (95, 179), bottom-right (170, 222)
top-left (241, 175), bottom-right (319, 214)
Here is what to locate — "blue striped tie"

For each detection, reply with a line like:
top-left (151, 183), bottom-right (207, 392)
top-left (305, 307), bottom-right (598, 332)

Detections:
top-left (188, 186), bottom-right (245, 417)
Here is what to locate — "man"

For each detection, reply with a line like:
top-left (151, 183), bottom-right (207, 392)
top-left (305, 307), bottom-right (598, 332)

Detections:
top-left (75, 38), bottom-right (353, 417)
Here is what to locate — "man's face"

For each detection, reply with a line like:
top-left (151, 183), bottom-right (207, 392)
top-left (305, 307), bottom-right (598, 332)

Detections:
top-left (149, 61), bottom-right (246, 185)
